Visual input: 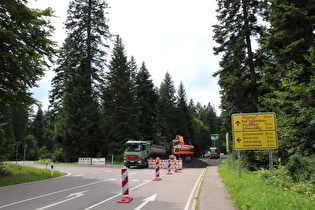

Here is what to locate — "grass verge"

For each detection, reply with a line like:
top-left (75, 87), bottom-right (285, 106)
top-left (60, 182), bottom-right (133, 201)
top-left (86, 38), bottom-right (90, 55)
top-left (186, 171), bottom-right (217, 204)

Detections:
top-left (0, 164), bottom-right (63, 187)
top-left (218, 159), bottom-right (315, 210)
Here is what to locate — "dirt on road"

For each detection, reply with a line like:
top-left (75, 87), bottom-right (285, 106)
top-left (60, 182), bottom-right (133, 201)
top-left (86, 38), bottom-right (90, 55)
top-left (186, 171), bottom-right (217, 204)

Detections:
top-left (183, 156), bottom-right (227, 168)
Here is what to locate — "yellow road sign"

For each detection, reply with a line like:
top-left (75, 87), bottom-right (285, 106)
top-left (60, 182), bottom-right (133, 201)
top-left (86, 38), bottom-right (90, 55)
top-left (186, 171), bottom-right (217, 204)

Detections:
top-left (232, 112), bottom-right (278, 150)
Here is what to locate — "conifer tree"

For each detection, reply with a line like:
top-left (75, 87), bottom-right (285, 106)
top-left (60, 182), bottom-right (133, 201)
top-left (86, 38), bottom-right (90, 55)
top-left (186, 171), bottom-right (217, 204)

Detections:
top-left (52, 0), bottom-right (110, 161)
top-left (135, 62), bottom-right (159, 140)
top-left (158, 72), bottom-right (177, 142)
top-left (213, 0), bottom-right (262, 119)
top-left (102, 36), bottom-right (139, 155)
top-left (176, 82), bottom-right (193, 141)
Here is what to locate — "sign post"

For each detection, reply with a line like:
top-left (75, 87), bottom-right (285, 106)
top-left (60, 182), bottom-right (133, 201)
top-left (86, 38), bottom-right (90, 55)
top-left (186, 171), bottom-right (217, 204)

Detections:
top-left (232, 112), bottom-right (277, 150)
top-left (232, 112), bottom-right (278, 178)
top-left (210, 134), bottom-right (219, 147)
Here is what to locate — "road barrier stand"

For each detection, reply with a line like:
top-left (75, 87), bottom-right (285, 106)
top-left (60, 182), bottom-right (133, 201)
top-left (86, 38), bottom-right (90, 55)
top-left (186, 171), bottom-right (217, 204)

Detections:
top-left (117, 167), bottom-right (133, 203)
top-left (166, 160), bottom-right (172, 175)
top-left (153, 160), bottom-right (162, 181)
top-left (50, 162), bottom-right (54, 176)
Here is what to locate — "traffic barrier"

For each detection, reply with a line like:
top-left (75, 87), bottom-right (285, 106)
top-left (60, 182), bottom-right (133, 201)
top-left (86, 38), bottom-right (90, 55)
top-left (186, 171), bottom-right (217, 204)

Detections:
top-left (117, 167), bottom-right (133, 203)
top-left (148, 159), bottom-right (156, 168)
top-left (91, 158), bottom-right (105, 165)
top-left (78, 157), bottom-right (91, 164)
top-left (153, 161), bottom-right (162, 181)
top-left (175, 160), bottom-right (183, 170)
top-left (166, 160), bottom-right (172, 175)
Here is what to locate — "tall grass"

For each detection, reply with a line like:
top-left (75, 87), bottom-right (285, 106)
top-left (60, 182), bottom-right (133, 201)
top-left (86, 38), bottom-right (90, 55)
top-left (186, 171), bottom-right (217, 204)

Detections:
top-left (0, 164), bottom-right (63, 187)
top-left (218, 159), bottom-right (315, 209)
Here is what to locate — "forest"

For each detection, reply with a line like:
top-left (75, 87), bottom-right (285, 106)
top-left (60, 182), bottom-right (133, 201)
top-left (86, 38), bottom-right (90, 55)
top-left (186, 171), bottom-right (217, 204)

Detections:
top-left (1, 0), bottom-right (315, 183)
top-left (0, 0), bottom-right (218, 163)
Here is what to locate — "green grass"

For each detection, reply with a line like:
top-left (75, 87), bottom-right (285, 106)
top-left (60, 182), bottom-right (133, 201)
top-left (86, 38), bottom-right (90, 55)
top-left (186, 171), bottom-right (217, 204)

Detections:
top-left (0, 164), bottom-right (64, 187)
top-left (218, 159), bottom-right (315, 210)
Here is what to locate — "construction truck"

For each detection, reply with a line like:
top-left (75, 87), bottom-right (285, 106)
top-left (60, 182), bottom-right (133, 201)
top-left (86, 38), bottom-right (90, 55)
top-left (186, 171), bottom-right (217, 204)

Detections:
top-left (123, 140), bottom-right (166, 168)
top-left (209, 147), bottom-right (220, 159)
top-left (172, 135), bottom-right (194, 161)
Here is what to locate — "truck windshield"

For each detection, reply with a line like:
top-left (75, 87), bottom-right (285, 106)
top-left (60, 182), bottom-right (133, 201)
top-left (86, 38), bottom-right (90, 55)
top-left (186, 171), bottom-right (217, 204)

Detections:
top-left (126, 143), bottom-right (141, 151)
top-left (173, 141), bottom-right (180, 146)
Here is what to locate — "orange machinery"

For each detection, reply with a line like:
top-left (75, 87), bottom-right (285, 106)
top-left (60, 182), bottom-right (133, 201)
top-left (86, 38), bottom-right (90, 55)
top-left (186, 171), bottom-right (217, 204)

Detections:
top-left (172, 135), bottom-right (194, 161)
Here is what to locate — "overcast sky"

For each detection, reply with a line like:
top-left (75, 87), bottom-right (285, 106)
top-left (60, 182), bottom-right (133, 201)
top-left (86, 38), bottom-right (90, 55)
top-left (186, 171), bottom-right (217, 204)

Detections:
top-left (28, 0), bottom-right (222, 115)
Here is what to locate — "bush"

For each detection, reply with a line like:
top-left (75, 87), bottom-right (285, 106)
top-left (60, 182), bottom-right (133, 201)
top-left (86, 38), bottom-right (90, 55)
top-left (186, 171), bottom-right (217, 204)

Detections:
top-left (286, 154), bottom-right (315, 182)
top-left (0, 164), bottom-right (11, 177)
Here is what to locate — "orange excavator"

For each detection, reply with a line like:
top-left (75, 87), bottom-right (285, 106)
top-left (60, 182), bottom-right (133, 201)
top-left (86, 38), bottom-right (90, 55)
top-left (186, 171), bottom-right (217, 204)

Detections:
top-left (172, 135), bottom-right (194, 161)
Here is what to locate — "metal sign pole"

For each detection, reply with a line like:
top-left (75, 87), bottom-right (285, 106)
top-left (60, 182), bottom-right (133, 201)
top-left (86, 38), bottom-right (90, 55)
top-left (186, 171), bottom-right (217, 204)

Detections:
top-left (269, 149), bottom-right (274, 177)
top-left (238, 150), bottom-right (241, 178)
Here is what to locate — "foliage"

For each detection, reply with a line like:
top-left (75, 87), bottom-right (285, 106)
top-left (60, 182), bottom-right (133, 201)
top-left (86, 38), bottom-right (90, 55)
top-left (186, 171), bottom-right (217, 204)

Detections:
top-left (0, 164), bottom-right (63, 187)
top-left (135, 62), bottom-right (159, 140)
top-left (101, 36), bottom-right (140, 155)
top-left (51, 0), bottom-right (110, 161)
top-left (0, 0), bottom-right (56, 108)
top-left (0, 0), bottom-right (55, 162)
top-left (219, 159), bottom-right (315, 209)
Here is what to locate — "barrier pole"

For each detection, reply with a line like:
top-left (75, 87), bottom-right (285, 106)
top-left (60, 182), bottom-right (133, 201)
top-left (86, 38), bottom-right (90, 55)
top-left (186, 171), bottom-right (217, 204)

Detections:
top-left (167, 159), bottom-right (172, 175)
top-left (153, 158), bottom-right (162, 181)
top-left (50, 162), bottom-right (54, 176)
top-left (117, 167), bottom-right (133, 203)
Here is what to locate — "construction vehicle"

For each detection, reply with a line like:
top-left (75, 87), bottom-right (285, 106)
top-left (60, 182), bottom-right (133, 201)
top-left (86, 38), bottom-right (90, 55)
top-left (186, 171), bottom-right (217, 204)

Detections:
top-left (172, 135), bottom-right (194, 161)
top-left (209, 147), bottom-right (220, 159)
top-left (123, 140), bottom-right (166, 168)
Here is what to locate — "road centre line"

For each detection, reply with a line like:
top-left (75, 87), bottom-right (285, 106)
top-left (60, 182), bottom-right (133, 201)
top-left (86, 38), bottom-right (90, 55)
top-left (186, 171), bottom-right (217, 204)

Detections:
top-left (0, 179), bottom-right (111, 209)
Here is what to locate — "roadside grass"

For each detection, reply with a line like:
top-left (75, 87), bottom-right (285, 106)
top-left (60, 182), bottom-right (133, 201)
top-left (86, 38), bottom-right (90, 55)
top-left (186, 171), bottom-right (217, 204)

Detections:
top-left (0, 164), bottom-right (63, 187)
top-left (218, 159), bottom-right (315, 209)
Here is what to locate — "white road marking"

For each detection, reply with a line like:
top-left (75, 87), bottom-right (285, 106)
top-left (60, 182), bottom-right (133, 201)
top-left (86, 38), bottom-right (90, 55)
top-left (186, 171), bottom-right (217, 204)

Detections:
top-left (35, 191), bottom-right (88, 210)
top-left (134, 194), bottom-right (157, 210)
top-left (84, 174), bottom-right (167, 210)
top-left (184, 168), bottom-right (206, 210)
top-left (0, 179), bottom-right (111, 209)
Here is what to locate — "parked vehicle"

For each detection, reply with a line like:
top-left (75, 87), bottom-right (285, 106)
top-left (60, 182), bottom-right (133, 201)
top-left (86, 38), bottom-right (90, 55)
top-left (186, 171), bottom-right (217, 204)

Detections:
top-left (172, 135), bottom-right (194, 161)
top-left (209, 147), bottom-right (220, 159)
top-left (123, 140), bottom-right (166, 168)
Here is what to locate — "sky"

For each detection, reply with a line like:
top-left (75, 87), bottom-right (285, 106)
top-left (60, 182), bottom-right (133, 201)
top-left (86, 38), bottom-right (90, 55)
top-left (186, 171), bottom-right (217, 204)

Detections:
top-left (28, 0), bottom-right (222, 115)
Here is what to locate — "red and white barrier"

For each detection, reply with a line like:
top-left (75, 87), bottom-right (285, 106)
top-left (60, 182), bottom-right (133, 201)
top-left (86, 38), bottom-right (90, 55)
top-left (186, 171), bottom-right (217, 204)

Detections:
top-left (167, 160), bottom-right (172, 175)
top-left (153, 161), bottom-right (162, 181)
top-left (78, 157), bottom-right (91, 164)
top-left (175, 160), bottom-right (183, 170)
top-left (117, 167), bottom-right (133, 203)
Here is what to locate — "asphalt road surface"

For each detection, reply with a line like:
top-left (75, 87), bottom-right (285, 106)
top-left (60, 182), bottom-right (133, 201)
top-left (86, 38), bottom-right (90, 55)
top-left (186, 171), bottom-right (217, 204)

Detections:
top-left (0, 161), bottom-right (206, 210)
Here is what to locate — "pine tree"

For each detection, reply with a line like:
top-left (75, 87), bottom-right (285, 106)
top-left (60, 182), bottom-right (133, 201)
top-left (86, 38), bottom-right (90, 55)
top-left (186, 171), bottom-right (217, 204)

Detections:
top-left (135, 62), bottom-right (159, 140)
top-left (176, 82), bottom-right (193, 141)
top-left (158, 72), bottom-right (177, 142)
top-left (31, 107), bottom-right (44, 148)
top-left (259, 0), bottom-right (315, 162)
top-left (102, 36), bottom-right (139, 155)
top-left (52, 0), bottom-right (110, 161)
top-left (213, 0), bottom-right (263, 117)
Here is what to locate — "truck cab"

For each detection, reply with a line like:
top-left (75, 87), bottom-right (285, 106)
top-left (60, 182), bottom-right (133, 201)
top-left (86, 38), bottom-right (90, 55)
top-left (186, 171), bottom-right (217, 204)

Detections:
top-left (124, 141), bottom-right (148, 168)
top-left (209, 147), bottom-right (220, 159)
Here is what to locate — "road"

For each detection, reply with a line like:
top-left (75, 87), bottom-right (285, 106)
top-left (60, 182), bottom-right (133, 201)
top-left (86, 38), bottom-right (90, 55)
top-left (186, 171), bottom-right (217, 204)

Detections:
top-left (0, 162), bottom-right (205, 210)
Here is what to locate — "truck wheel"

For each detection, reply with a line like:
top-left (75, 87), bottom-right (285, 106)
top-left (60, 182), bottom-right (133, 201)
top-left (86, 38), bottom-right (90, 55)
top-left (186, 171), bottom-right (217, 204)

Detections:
top-left (143, 159), bottom-right (148, 168)
top-left (126, 165), bottom-right (130, 168)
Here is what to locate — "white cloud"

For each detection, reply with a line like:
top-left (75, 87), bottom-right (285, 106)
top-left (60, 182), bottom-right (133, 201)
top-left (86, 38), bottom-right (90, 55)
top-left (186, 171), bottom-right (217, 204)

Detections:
top-left (28, 0), bottom-right (221, 115)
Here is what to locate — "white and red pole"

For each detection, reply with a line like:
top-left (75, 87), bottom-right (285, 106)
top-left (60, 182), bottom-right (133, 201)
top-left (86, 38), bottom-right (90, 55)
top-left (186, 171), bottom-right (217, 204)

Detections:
top-left (153, 159), bottom-right (162, 181)
top-left (167, 159), bottom-right (172, 175)
top-left (117, 167), bottom-right (133, 203)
